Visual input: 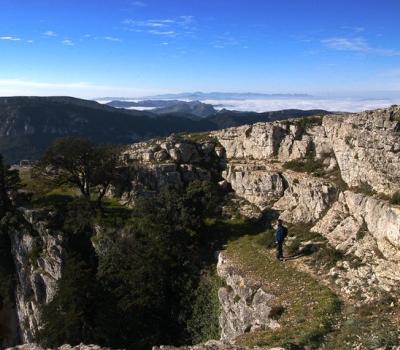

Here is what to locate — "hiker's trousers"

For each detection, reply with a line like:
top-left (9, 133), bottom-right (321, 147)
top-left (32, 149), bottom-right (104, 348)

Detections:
top-left (276, 240), bottom-right (283, 259)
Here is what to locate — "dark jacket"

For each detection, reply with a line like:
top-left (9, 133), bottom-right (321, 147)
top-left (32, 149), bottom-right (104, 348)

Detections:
top-left (275, 225), bottom-right (288, 243)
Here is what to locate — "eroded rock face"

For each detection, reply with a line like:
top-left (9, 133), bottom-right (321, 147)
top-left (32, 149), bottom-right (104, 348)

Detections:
top-left (272, 171), bottom-right (338, 224)
top-left (222, 163), bottom-right (286, 210)
top-left (211, 106), bottom-right (400, 302)
top-left (323, 108), bottom-right (400, 196)
top-left (118, 136), bottom-right (221, 205)
top-left (312, 191), bottom-right (400, 300)
top-left (10, 209), bottom-right (64, 343)
top-left (217, 252), bottom-right (280, 341)
top-left (152, 340), bottom-right (285, 350)
top-left (6, 344), bottom-right (111, 350)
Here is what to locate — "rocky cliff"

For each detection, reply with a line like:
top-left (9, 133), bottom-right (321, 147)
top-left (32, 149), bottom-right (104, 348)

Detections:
top-left (211, 106), bottom-right (400, 301)
top-left (7, 209), bottom-right (64, 344)
top-left (6, 106), bottom-right (400, 349)
top-left (122, 106), bottom-right (400, 348)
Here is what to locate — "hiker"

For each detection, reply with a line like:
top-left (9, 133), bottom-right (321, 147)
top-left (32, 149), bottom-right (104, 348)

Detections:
top-left (275, 219), bottom-right (288, 260)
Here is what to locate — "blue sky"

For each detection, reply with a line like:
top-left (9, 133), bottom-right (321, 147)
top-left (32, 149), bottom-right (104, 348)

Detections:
top-left (0, 0), bottom-right (400, 98)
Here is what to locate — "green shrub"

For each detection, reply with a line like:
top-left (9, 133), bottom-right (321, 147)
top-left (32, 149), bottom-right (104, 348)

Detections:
top-left (187, 271), bottom-right (223, 344)
top-left (390, 191), bottom-right (400, 205)
top-left (294, 117), bottom-right (323, 135)
top-left (354, 182), bottom-right (376, 196)
top-left (283, 159), bottom-right (324, 175)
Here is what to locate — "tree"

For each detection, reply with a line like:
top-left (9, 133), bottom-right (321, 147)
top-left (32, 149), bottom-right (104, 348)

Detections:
top-left (0, 154), bottom-right (22, 218)
top-left (37, 138), bottom-right (120, 206)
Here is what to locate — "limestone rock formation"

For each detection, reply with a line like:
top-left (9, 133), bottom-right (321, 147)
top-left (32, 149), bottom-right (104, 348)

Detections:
top-left (152, 340), bottom-right (285, 350)
top-left (10, 209), bottom-right (64, 342)
top-left (6, 344), bottom-right (111, 350)
top-left (217, 253), bottom-right (280, 341)
top-left (118, 135), bottom-right (222, 205)
top-left (312, 190), bottom-right (400, 301)
top-left (6, 106), bottom-right (400, 349)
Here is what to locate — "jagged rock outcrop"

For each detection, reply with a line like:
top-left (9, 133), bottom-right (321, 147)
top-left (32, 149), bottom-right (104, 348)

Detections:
top-left (211, 107), bottom-right (400, 301)
top-left (152, 340), bottom-right (285, 350)
top-left (323, 107), bottom-right (400, 196)
top-left (217, 252), bottom-right (280, 341)
top-left (215, 106), bottom-right (400, 198)
top-left (221, 163), bottom-right (286, 210)
top-left (10, 209), bottom-right (64, 342)
top-left (117, 135), bottom-right (222, 205)
top-left (7, 106), bottom-right (400, 349)
top-left (6, 344), bottom-right (111, 350)
top-left (312, 190), bottom-right (400, 300)
top-left (153, 252), bottom-right (284, 350)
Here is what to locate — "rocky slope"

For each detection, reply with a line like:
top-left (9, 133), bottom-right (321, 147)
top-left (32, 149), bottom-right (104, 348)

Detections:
top-left (120, 106), bottom-right (400, 348)
top-left (5, 105), bottom-right (400, 349)
top-left (9, 209), bottom-right (64, 343)
top-left (211, 106), bottom-right (400, 301)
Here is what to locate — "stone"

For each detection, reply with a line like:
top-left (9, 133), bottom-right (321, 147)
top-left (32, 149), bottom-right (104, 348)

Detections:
top-left (217, 252), bottom-right (280, 341)
top-left (10, 209), bottom-right (64, 343)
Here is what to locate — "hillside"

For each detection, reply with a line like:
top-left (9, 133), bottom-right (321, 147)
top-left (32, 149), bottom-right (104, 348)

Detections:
top-left (1, 106), bottom-right (399, 350)
top-left (106, 100), bottom-right (217, 118)
top-left (0, 97), bottom-right (326, 163)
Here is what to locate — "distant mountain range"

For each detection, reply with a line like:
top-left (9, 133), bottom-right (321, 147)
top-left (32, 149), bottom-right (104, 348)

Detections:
top-left (97, 91), bottom-right (313, 102)
top-left (0, 96), bottom-right (328, 163)
top-left (107, 100), bottom-right (217, 118)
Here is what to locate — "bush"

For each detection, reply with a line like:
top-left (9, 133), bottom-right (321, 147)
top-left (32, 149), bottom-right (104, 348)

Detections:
top-left (187, 271), bottom-right (223, 343)
top-left (283, 159), bottom-right (324, 175)
top-left (354, 182), bottom-right (376, 196)
top-left (390, 191), bottom-right (400, 205)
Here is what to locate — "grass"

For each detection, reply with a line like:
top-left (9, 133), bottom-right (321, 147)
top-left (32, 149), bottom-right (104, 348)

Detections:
top-left (352, 182), bottom-right (376, 197)
top-left (283, 159), bottom-right (325, 176)
top-left (19, 167), bottom-right (78, 210)
top-left (224, 233), bottom-right (341, 349)
top-left (183, 132), bottom-right (219, 144)
top-left (222, 224), bottom-right (400, 349)
top-left (97, 198), bottom-right (135, 228)
top-left (324, 303), bottom-right (400, 349)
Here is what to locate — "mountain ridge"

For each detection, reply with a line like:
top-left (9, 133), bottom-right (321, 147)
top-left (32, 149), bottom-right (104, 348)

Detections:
top-left (0, 96), bottom-right (328, 163)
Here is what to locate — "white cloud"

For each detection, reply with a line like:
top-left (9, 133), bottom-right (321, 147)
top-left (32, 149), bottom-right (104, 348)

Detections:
top-left (0, 79), bottom-right (158, 98)
top-left (44, 30), bottom-right (57, 37)
top-left (27, 40), bottom-right (34, 43)
top-left (123, 19), bottom-right (175, 28)
top-left (62, 39), bottom-right (74, 46)
top-left (0, 36), bottom-right (21, 41)
top-left (132, 1), bottom-right (146, 6)
top-left (321, 37), bottom-right (400, 56)
top-left (123, 16), bottom-right (194, 37)
top-left (103, 36), bottom-right (122, 42)
top-left (149, 30), bottom-right (176, 36)
top-left (203, 97), bottom-right (400, 113)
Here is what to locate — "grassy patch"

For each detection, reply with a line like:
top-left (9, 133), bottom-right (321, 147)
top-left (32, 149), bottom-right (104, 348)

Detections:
top-left (183, 132), bottom-right (218, 144)
top-left (352, 182), bottom-right (376, 197)
top-left (20, 167), bottom-right (78, 210)
top-left (324, 303), bottom-right (400, 349)
top-left (225, 234), bottom-right (340, 349)
top-left (96, 199), bottom-right (135, 228)
top-left (283, 159), bottom-right (325, 176)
